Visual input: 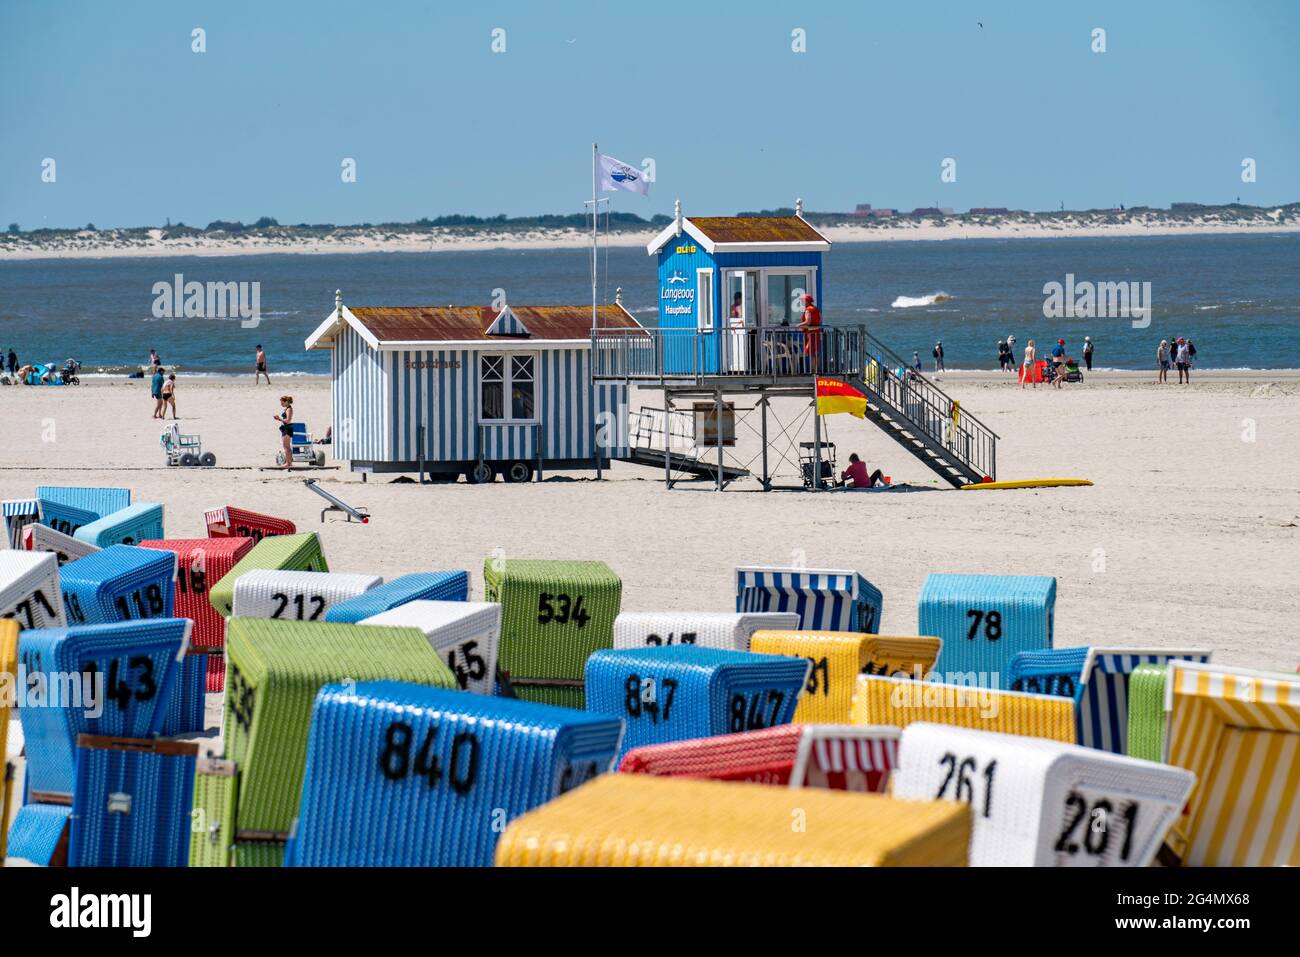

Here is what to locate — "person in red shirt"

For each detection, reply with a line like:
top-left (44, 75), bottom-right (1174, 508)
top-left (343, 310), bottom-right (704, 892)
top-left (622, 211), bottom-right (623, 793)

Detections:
top-left (798, 294), bottom-right (822, 373)
top-left (841, 452), bottom-right (886, 488)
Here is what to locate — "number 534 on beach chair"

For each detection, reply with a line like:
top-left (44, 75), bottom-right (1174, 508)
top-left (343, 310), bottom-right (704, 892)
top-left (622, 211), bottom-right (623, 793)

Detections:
top-left (1164, 660), bottom-right (1300, 866)
top-left (892, 723), bottom-right (1194, 866)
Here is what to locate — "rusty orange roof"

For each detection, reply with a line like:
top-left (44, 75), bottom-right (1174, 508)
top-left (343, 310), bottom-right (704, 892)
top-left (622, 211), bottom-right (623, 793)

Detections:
top-left (687, 216), bottom-right (827, 244)
top-left (307, 303), bottom-right (640, 350)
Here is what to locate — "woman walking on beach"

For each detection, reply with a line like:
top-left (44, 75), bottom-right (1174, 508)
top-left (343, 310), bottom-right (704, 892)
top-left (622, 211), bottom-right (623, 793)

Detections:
top-left (161, 373), bottom-right (178, 418)
top-left (1021, 339), bottom-right (1037, 389)
top-left (276, 395), bottom-right (295, 469)
top-left (1157, 339), bottom-right (1170, 383)
top-left (255, 345), bottom-right (271, 385)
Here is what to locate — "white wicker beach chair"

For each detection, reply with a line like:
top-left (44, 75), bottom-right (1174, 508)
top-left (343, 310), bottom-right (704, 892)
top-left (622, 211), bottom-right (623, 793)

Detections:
top-left (230, 569), bottom-right (382, 621)
top-left (0, 551), bottom-right (66, 630)
top-left (360, 600), bottom-right (502, 694)
top-left (613, 611), bottom-right (800, 651)
top-left (25, 523), bottom-right (101, 566)
top-left (892, 723), bottom-right (1194, 867)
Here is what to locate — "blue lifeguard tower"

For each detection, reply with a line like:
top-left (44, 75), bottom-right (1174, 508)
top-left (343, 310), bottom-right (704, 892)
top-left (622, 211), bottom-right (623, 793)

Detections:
top-left (592, 201), bottom-right (998, 490)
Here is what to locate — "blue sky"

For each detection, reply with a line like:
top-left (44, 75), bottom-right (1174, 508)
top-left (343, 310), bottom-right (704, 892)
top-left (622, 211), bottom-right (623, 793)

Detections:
top-left (1, 0), bottom-right (1297, 229)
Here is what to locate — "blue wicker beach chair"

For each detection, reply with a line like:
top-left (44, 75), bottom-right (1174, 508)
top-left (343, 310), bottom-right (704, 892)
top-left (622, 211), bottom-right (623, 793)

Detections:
top-left (892, 723), bottom-right (1194, 866)
top-left (0, 550), bottom-right (66, 631)
top-left (158, 649), bottom-right (210, 738)
top-left (288, 681), bottom-right (624, 866)
top-left (921, 573), bottom-right (1056, 689)
top-left (26, 522), bottom-right (101, 566)
top-left (68, 735), bottom-right (198, 866)
top-left (73, 502), bottom-right (165, 547)
top-left (6, 803), bottom-right (71, 866)
top-left (57, 544), bottom-right (177, 626)
top-left (2, 498), bottom-right (41, 549)
top-left (585, 645), bottom-right (809, 760)
top-left (37, 486), bottom-right (130, 539)
top-left (18, 618), bottom-right (189, 801)
top-left (1008, 647), bottom-right (1090, 697)
top-left (230, 569), bottom-right (382, 620)
top-left (613, 611), bottom-right (801, 651)
top-left (360, 600), bottom-right (502, 694)
top-left (735, 565), bottom-right (883, 633)
top-left (324, 570), bottom-right (470, 623)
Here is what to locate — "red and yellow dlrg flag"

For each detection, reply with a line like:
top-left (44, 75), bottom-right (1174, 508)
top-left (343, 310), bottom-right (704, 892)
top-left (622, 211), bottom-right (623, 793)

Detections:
top-left (816, 378), bottom-right (868, 418)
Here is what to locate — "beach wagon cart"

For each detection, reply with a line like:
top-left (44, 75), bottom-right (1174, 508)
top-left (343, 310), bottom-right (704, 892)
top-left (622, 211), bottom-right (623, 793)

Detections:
top-left (304, 295), bottom-right (636, 482)
top-left (160, 425), bottom-right (217, 467)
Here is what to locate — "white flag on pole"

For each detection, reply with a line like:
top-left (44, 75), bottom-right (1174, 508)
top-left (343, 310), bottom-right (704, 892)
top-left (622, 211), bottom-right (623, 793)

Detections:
top-left (598, 154), bottom-right (649, 195)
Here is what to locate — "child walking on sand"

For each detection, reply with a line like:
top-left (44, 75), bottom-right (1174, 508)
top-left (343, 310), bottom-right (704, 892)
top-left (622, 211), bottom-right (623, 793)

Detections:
top-left (276, 395), bottom-right (295, 469)
top-left (1021, 340), bottom-right (1037, 389)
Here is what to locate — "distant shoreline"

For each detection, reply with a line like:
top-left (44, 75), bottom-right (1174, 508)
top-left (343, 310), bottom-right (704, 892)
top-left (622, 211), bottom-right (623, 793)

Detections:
top-left (3, 211), bottom-right (1297, 262)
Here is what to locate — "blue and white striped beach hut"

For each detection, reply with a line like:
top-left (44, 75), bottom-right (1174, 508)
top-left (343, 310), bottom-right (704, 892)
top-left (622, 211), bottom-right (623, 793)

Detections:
top-left (734, 565), bottom-right (883, 633)
top-left (305, 296), bottom-right (638, 483)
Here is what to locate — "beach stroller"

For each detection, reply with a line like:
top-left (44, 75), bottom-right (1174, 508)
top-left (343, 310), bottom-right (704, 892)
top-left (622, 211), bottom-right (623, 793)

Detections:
top-left (276, 422), bottom-right (326, 467)
top-left (1063, 359), bottom-right (1083, 383)
top-left (798, 441), bottom-right (836, 489)
top-left (161, 424), bottom-right (216, 467)
top-left (61, 359), bottom-right (81, 385)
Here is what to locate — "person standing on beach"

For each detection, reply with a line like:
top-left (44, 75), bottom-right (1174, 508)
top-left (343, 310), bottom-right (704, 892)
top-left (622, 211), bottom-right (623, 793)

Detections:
top-left (255, 345), bottom-right (271, 384)
top-left (1021, 340), bottom-right (1037, 389)
top-left (1083, 336), bottom-right (1094, 371)
top-left (276, 395), bottom-right (295, 469)
top-left (1050, 338), bottom-right (1068, 389)
top-left (7, 348), bottom-right (17, 375)
top-left (933, 340), bottom-right (945, 372)
top-left (1175, 337), bottom-right (1191, 384)
top-left (1006, 335), bottom-right (1017, 367)
top-left (151, 365), bottom-right (166, 418)
top-left (912, 350), bottom-right (922, 373)
top-left (1157, 339), bottom-right (1170, 383)
top-left (149, 348), bottom-right (159, 369)
top-left (996, 339), bottom-right (1007, 371)
top-left (797, 294), bottom-right (822, 374)
top-left (162, 373), bottom-right (178, 418)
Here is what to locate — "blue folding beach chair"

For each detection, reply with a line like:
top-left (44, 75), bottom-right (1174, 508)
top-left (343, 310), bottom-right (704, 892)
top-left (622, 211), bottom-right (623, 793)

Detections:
top-left (69, 735), bottom-right (198, 867)
top-left (18, 618), bottom-right (189, 800)
top-left (1008, 647), bottom-right (1090, 697)
top-left (735, 565), bottom-right (884, 633)
top-left (585, 645), bottom-right (809, 761)
top-left (277, 422), bottom-right (326, 467)
top-left (921, 573), bottom-right (1056, 689)
top-left (288, 681), bottom-right (623, 867)
top-left (323, 570), bottom-right (470, 623)
top-left (58, 544), bottom-right (177, 626)
top-left (6, 803), bottom-right (72, 866)
top-left (74, 502), bottom-right (164, 547)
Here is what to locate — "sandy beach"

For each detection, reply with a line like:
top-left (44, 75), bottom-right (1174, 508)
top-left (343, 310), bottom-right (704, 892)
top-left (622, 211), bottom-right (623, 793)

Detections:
top-left (2, 215), bottom-right (1298, 261)
top-left (2, 370), bottom-right (1296, 672)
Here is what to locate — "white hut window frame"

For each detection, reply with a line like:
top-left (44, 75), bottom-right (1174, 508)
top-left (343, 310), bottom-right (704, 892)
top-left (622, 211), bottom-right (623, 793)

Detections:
top-left (697, 268), bottom-right (714, 331)
top-left (720, 267), bottom-right (817, 328)
top-left (479, 352), bottom-right (538, 424)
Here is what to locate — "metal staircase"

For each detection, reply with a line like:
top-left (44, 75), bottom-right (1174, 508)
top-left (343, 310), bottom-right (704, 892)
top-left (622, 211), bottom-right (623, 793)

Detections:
top-left (857, 331), bottom-right (998, 487)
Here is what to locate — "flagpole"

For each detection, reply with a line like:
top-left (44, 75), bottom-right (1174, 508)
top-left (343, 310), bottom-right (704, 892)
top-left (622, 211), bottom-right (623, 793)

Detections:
top-left (591, 142), bottom-right (598, 332)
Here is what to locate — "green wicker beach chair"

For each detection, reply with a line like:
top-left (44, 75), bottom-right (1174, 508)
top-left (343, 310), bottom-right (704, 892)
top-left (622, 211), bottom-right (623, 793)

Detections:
top-left (1126, 664), bottom-right (1168, 762)
top-left (483, 558), bottom-right (621, 709)
top-left (207, 533), bottom-right (328, 617)
top-left (190, 617), bottom-right (455, 866)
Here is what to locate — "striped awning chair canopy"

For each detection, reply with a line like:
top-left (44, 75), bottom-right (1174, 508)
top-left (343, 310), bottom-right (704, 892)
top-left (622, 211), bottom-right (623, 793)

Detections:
top-left (735, 565), bottom-right (883, 634)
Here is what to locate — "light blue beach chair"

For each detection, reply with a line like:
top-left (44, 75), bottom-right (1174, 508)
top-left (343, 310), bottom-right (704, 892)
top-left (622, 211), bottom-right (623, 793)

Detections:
top-left (6, 803), bottom-right (72, 866)
top-left (921, 573), bottom-right (1056, 689)
top-left (323, 570), bottom-right (470, 623)
top-left (287, 682), bottom-right (623, 867)
top-left (585, 645), bottom-right (809, 761)
top-left (58, 544), bottom-right (177, 626)
top-left (735, 565), bottom-right (884, 633)
top-left (74, 502), bottom-right (164, 547)
top-left (36, 486), bottom-right (130, 537)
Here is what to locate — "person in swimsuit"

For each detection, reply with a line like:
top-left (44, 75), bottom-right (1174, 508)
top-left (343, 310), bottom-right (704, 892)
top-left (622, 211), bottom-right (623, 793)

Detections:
top-left (255, 345), bottom-right (271, 385)
top-left (276, 395), bottom-right (295, 468)
top-left (161, 373), bottom-right (178, 419)
top-left (1021, 339), bottom-right (1037, 389)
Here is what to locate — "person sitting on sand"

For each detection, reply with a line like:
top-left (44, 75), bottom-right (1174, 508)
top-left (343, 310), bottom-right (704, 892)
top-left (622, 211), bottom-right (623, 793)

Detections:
top-left (1021, 340), bottom-right (1037, 389)
top-left (313, 425), bottom-right (333, 445)
top-left (151, 365), bottom-right (166, 418)
top-left (15, 364), bottom-right (34, 384)
top-left (841, 452), bottom-right (886, 489)
top-left (1157, 339), bottom-right (1170, 384)
top-left (162, 373), bottom-right (178, 418)
top-left (276, 395), bottom-right (295, 468)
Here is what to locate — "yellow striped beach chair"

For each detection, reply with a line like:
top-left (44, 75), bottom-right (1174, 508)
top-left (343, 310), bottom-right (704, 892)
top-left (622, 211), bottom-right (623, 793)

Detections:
top-left (494, 773), bottom-right (970, 866)
top-left (0, 620), bottom-right (16, 862)
top-left (1166, 661), bottom-right (1300, 866)
top-left (850, 673), bottom-right (1076, 743)
top-left (750, 631), bottom-right (941, 724)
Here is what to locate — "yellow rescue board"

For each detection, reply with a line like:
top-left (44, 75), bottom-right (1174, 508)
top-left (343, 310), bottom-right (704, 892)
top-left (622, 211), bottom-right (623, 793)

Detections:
top-left (961, 478), bottom-right (1093, 490)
